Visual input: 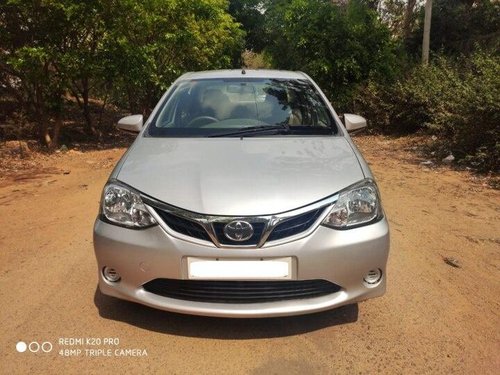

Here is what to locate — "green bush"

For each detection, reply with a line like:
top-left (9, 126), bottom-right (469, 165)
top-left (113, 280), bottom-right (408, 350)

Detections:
top-left (264, 0), bottom-right (399, 111)
top-left (354, 52), bottom-right (499, 172)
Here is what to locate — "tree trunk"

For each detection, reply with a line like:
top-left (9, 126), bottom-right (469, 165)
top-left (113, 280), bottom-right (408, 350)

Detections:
top-left (403, 0), bottom-right (417, 40)
top-left (97, 91), bottom-right (109, 129)
top-left (82, 78), bottom-right (97, 136)
top-left (51, 112), bottom-right (62, 149)
top-left (422, 0), bottom-right (433, 65)
top-left (126, 84), bottom-right (139, 114)
top-left (142, 89), bottom-right (152, 118)
top-left (35, 84), bottom-right (52, 147)
top-left (40, 117), bottom-right (52, 147)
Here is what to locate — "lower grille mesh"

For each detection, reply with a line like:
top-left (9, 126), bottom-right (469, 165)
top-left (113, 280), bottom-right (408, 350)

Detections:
top-left (142, 278), bottom-right (341, 303)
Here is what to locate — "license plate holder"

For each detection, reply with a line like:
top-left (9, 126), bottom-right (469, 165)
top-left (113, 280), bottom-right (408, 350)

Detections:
top-left (186, 257), bottom-right (293, 280)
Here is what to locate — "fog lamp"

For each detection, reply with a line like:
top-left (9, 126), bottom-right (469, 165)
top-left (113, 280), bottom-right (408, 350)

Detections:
top-left (363, 269), bottom-right (382, 285)
top-left (103, 267), bottom-right (121, 282)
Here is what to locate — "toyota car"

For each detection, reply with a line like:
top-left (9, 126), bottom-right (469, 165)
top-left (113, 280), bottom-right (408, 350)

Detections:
top-left (93, 69), bottom-right (390, 317)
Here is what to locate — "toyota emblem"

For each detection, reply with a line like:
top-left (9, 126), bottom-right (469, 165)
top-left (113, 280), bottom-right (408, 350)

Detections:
top-left (223, 220), bottom-right (254, 242)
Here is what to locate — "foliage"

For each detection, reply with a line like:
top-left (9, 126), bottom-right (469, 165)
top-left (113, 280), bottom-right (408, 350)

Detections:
top-left (106, 0), bottom-right (244, 113)
top-left (354, 52), bottom-right (500, 172)
top-left (241, 50), bottom-right (272, 69)
top-left (263, 0), bottom-right (400, 111)
top-left (406, 0), bottom-right (500, 57)
top-left (0, 0), bottom-right (243, 146)
top-left (1, 0), bottom-right (499, 173)
top-left (378, 0), bottom-right (418, 40)
top-left (229, 0), bottom-right (266, 52)
top-left (0, 0), bottom-right (68, 146)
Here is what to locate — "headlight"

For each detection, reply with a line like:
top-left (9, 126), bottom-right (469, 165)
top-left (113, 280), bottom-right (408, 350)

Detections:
top-left (322, 180), bottom-right (382, 229)
top-left (101, 183), bottom-right (156, 228)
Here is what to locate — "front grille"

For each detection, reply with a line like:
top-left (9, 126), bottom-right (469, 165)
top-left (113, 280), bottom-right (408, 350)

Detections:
top-left (142, 278), bottom-right (341, 303)
top-left (151, 204), bottom-right (327, 247)
top-left (267, 208), bottom-right (325, 242)
top-left (212, 222), bottom-right (266, 246)
top-left (153, 209), bottom-right (211, 242)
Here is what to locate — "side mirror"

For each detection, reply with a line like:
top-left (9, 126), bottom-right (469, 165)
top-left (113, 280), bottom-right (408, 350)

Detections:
top-left (117, 115), bottom-right (143, 133)
top-left (344, 114), bottom-right (367, 132)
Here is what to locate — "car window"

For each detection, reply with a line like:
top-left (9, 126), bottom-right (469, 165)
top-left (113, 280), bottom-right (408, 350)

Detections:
top-left (149, 78), bottom-right (337, 137)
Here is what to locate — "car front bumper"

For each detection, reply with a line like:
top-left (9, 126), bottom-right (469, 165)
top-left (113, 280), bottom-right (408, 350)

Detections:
top-left (93, 218), bottom-right (389, 318)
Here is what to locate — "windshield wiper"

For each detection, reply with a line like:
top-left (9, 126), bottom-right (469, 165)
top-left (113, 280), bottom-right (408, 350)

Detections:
top-left (208, 124), bottom-right (291, 138)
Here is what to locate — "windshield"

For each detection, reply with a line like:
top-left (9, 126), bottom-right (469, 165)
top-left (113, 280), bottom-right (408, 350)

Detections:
top-left (148, 78), bottom-right (337, 137)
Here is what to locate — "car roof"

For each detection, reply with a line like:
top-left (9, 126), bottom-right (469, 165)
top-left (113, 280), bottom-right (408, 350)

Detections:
top-left (177, 69), bottom-right (309, 81)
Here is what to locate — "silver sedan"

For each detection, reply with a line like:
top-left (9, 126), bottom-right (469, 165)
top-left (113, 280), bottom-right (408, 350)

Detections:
top-left (93, 69), bottom-right (390, 317)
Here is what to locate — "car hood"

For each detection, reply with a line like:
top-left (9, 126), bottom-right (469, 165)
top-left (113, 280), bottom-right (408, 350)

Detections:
top-left (117, 136), bottom-right (364, 216)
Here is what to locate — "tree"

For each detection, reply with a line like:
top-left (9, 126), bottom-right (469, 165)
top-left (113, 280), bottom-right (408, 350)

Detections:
top-left (407, 0), bottom-right (499, 57)
top-left (229, 0), bottom-right (266, 52)
top-left (377, 0), bottom-right (418, 41)
top-left (105, 0), bottom-right (244, 114)
top-left (55, 0), bottom-right (108, 136)
top-left (264, 0), bottom-right (399, 110)
top-left (0, 0), bottom-right (68, 147)
top-left (422, 0), bottom-right (432, 64)
top-left (0, 0), bottom-right (244, 146)
top-left (403, 0), bottom-right (417, 39)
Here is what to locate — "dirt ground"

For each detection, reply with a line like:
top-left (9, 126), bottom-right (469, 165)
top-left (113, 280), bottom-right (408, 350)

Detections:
top-left (0, 135), bottom-right (498, 374)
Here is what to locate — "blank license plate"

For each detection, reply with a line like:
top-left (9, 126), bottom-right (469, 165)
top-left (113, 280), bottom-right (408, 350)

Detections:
top-left (187, 257), bottom-right (292, 280)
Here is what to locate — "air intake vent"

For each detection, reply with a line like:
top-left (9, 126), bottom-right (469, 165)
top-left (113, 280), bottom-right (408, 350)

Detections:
top-left (143, 278), bottom-right (342, 303)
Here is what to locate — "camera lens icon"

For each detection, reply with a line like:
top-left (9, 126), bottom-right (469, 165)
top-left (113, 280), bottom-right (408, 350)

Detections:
top-left (16, 341), bottom-right (52, 353)
top-left (16, 341), bottom-right (27, 353)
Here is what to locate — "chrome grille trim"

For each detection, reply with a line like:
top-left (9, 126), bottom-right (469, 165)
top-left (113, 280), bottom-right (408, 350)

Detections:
top-left (143, 193), bottom-right (338, 248)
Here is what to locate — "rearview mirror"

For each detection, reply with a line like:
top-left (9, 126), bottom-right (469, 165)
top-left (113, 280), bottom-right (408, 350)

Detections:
top-left (117, 115), bottom-right (143, 133)
top-left (344, 114), bottom-right (367, 132)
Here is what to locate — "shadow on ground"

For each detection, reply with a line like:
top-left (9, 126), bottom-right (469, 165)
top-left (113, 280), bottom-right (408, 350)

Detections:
top-left (94, 288), bottom-right (358, 339)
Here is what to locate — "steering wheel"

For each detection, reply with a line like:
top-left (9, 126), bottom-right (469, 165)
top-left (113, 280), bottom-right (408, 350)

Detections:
top-left (187, 116), bottom-right (218, 128)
